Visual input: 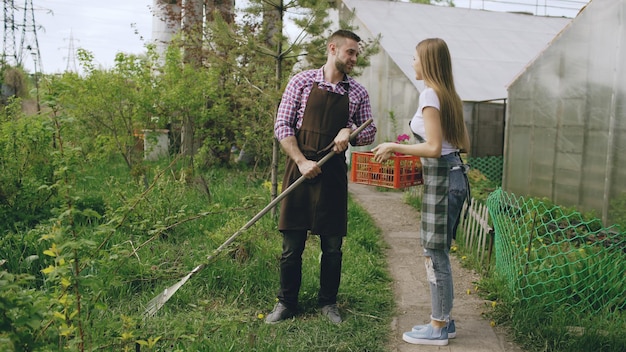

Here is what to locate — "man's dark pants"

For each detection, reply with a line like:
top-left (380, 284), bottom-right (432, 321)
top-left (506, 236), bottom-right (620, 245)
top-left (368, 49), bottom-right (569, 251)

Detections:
top-left (278, 230), bottom-right (343, 310)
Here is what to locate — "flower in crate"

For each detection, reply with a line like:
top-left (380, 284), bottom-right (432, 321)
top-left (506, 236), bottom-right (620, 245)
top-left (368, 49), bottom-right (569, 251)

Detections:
top-left (394, 134), bottom-right (410, 156)
top-left (396, 134), bottom-right (410, 144)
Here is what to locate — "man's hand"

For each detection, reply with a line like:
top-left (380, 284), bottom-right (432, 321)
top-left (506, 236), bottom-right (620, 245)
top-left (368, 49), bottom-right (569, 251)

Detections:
top-left (332, 128), bottom-right (352, 154)
top-left (280, 136), bottom-right (321, 179)
top-left (297, 159), bottom-right (321, 179)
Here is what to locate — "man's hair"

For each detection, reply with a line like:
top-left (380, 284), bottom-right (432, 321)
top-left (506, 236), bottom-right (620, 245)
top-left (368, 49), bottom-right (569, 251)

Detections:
top-left (328, 29), bottom-right (361, 46)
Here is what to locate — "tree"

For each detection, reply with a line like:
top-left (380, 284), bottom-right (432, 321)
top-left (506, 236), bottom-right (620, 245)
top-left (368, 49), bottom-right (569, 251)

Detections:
top-left (48, 48), bottom-right (160, 170)
top-left (153, 1), bottom-right (237, 159)
top-left (0, 66), bottom-right (29, 107)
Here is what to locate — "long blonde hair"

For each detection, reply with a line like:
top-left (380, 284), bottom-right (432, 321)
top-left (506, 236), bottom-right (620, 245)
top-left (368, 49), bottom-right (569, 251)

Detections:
top-left (416, 38), bottom-right (466, 150)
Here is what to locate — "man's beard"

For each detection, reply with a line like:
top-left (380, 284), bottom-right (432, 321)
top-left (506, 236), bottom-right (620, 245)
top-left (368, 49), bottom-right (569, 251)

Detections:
top-left (335, 58), bottom-right (353, 75)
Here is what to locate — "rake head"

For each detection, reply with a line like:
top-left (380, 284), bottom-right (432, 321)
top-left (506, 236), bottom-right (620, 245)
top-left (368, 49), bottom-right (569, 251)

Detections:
top-left (143, 264), bottom-right (204, 318)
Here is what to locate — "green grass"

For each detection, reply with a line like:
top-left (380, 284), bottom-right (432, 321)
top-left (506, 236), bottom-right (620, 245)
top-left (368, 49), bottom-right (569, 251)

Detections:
top-left (1, 157), bottom-right (395, 351)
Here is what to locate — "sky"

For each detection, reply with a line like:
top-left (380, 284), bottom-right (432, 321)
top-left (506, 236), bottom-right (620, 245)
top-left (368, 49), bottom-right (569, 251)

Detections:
top-left (19, 0), bottom-right (589, 74)
top-left (23, 0), bottom-right (153, 74)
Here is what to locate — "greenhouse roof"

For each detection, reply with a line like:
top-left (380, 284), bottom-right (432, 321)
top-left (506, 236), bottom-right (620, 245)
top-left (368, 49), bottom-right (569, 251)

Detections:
top-left (342, 0), bottom-right (573, 102)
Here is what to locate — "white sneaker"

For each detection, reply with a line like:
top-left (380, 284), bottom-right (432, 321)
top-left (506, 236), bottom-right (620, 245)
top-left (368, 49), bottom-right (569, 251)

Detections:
top-left (412, 319), bottom-right (456, 338)
top-left (403, 324), bottom-right (448, 346)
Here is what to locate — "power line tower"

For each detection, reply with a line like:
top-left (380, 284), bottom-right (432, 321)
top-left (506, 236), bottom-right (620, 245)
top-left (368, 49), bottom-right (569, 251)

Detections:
top-left (63, 29), bottom-right (79, 73)
top-left (2, 0), bottom-right (17, 67)
top-left (2, 0), bottom-right (43, 73)
top-left (17, 0), bottom-right (43, 73)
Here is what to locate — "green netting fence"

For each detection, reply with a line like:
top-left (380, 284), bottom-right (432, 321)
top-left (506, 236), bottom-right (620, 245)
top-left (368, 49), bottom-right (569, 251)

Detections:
top-left (486, 188), bottom-right (626, 322)
top-left (467, 156), bottom-right (503, 184)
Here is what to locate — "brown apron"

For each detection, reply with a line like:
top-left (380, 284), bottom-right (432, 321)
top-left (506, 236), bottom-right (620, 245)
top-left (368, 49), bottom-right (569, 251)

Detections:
top-left (279, 82), bottom-right (350, 236)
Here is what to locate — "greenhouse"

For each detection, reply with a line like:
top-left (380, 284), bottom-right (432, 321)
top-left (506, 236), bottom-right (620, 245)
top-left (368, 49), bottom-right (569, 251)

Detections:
top-left (504, 0), bottom-right (626, 226)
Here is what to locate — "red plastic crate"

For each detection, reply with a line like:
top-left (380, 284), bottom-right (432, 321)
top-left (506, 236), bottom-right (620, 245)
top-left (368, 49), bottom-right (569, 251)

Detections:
top-left (350, 151), bottom-right (423, 189)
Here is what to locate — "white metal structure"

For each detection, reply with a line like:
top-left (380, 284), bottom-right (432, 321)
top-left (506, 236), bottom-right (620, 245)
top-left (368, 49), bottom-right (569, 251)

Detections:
top-left (151, 0), bottom-right (181, 61)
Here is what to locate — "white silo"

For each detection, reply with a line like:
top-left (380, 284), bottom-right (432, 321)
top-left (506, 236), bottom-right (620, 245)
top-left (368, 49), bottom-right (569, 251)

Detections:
top-left (151, 0), bottom-right (182, 62)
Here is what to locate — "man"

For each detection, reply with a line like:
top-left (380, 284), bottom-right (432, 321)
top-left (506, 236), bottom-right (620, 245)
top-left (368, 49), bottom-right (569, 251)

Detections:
top-left (267, 29), bottom-right (377, 324)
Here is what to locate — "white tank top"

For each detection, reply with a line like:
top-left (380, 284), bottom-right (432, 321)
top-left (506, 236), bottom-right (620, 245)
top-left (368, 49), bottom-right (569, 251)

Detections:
top-left (409, 87), bottom-right (459, 156)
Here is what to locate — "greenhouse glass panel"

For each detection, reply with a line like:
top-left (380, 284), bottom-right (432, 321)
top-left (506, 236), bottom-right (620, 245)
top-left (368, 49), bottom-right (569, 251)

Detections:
top-left (505, 0), bottom-right (626, 226)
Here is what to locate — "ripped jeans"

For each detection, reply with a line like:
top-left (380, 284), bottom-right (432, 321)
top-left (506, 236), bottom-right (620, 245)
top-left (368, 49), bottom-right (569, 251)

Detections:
top-left (424, 248), bottom-right (453, 322)
top-left (423, 164), bottom-right (468, 323)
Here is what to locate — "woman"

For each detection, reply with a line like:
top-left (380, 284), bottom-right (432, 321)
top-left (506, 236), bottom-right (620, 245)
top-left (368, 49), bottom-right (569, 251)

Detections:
top-left (372, 38), bottom-right (470, 346)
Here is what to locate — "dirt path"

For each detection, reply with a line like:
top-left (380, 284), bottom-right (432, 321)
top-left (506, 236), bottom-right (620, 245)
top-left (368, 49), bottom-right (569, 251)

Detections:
top-left (348, 182), bottom-right (524, 352)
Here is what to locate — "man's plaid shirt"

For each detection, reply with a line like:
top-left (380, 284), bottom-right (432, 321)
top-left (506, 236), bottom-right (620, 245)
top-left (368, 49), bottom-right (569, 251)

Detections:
top-left (274, 67), bottom-right (376, 146)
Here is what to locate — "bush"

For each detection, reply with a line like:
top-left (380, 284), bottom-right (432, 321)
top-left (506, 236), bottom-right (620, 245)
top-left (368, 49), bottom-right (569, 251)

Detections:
top-left (0, 106), bottom-right (56, 233)
top-left (0, 269), bottom-right (53, 351)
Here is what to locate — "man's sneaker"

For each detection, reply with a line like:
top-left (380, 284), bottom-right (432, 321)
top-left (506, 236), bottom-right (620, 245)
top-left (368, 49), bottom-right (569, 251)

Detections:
top-left (402, 324), bottom-right (448, 346)
top-left (320, 304), bottom-right (342, 324)
top-left (265, 302), bottom-right (295, 324)
top-left (412, 319), bottom-right (456, 338)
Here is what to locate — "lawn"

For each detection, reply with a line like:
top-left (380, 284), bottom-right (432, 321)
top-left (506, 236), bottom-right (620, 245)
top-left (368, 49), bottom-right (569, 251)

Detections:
top-left (1, 157), bottom-right (395, 351)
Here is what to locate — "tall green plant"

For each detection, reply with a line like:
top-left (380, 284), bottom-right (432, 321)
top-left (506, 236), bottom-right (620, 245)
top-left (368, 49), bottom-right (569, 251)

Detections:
top-left (37, 102), bottom-right (97, 351)
top-left (0, 97), bottom-right (56, 232)
top-left (0, 268), bottom-right (52, 351)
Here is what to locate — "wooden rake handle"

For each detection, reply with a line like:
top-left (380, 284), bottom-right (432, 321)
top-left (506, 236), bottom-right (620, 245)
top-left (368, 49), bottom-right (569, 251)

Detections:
top-left (144, 119), bottom-right (373, 317)
top-left (206, 118), bottom-right (374, 262)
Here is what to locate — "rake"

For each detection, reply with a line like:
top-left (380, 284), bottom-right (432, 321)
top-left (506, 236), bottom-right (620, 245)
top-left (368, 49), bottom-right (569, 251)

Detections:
top-left (143, 119), bottom-right (373, 317)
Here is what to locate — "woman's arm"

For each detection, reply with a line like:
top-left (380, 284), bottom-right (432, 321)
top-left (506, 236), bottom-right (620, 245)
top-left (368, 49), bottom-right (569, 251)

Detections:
top-left (372, 106), bottom-right (443, 162)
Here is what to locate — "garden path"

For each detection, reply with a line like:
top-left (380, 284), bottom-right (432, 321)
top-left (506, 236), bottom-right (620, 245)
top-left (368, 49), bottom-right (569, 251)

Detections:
top-left (348, 182), bottom-right (525, 352)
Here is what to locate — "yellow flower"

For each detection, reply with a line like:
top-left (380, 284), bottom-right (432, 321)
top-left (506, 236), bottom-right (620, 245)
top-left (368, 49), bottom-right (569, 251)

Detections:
top-left (257, 313), bottom-right (265, 320)
top-left (264, 180), bottom-right (283, 193)
top-left (461, 256), bottom-right (467, 260)
top-left (490, 321), bottom-right (496, 327)
top-left (466, 289), bottom-right (471, 295)
top-left (450, 245), bottom-right (457, 253)
top-left (491, 301), bottom-right (497, 308)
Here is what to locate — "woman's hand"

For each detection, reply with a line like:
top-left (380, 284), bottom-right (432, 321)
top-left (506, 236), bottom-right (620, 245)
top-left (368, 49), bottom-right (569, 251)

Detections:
top-left (372, 143), bottom-right (395, 163)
